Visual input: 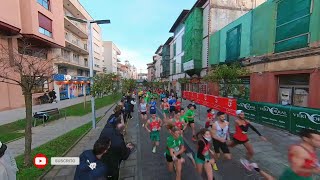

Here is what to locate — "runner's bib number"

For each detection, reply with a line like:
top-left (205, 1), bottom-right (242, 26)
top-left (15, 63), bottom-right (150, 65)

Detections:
top-left (174, 147), bottom-right (180, 152)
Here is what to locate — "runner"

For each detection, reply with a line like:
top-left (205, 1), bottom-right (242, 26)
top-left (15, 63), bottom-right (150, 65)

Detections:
top-left (172, 111), bottom-right (187, 133)
top-left (279, 128), bottom-right (320, 180)
top-left (149, 98), bottom-right (157, 115)
top-left (139, 99), bottom-right (148, 127)
top-left (241, 159), bottom-right (274, 180)
top-left (211, 112), bottom-right (231, 160)
top-left (175, 99), bottom-right (181, 113)
top-left (169, 96), bottom-right (177, 118)
top-left (195, 128), bottom-right (217, 179)
top-left (205, 109), bottom-right (215, 129)
top-left (185, 104), bottom-right (197, 141)
top-left (165, 124), bottom-right (186, 180)
top-left (145, 114), bottom-right (162, 153)
top-left (228, 110), bottom-right (267, 160)
top-left (161, 98), bottom-right (170, 121)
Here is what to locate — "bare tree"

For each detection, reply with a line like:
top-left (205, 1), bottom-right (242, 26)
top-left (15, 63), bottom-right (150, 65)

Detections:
top-left (0, 38), bottom-right (56, 167)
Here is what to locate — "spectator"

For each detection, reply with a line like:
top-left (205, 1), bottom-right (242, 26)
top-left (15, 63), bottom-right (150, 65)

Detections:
top-left (48, 89), bottom-right (57, 103)
top-left (99, 116), bottom-right (135, 180)
top-left (124, 98), bottom-right (132, 122)
top-left (74, 138), bottom-right (111, 180)
top-left (0, 141), bottom-right (18, 180)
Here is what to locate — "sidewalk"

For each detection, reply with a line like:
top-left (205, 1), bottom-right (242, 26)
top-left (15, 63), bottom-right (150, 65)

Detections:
top-left (7, 103), bottom-right (112, 158)
top-left (0, 96), bottom-right (91, 126)
top-left (42, 104), bottom-right (115, 180)
top-left (181, 99), bottom-right (320, 179)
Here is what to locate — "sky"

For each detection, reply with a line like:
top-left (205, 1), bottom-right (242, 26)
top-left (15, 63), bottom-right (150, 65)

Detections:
top-left (79, 0), bottom-right (196, 73)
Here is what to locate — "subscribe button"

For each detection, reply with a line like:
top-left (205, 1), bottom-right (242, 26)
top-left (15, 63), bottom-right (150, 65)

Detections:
top-left (34, 154), bottom-right (80, 168)
top-left (51, 157), bottom-right (80, 165)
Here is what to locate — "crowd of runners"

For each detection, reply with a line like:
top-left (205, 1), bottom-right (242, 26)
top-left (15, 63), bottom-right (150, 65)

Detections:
top-left (123, 88), bottom-right (320, 180)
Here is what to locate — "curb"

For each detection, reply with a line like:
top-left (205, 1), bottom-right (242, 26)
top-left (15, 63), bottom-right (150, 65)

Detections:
top-left (39, 102), bottom-right (117, 180)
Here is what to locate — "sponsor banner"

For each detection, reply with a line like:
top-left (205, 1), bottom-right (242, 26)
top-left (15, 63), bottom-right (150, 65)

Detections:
top-left (181, 91), bottom-right (237, 116)
top-left (220, 97), bottom-right (237, 116)
top-left (182, 91), bottom-right (187, 99)
top-left (203, 94), bottom-right (209, 107)
top-left (257, 103), bottom-right (291, 131)
top-left (237, 99), bottom-right (259, 123)
top-left (198, 93), bottom-right (205, 106)
top-left (290, 106), bottom-right (320, 133)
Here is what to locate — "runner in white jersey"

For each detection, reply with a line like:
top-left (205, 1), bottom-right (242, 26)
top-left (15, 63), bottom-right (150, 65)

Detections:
top-left (210, 111), bottom-right (232, 160)
top-left (139, 99), bottom-right (148, 126)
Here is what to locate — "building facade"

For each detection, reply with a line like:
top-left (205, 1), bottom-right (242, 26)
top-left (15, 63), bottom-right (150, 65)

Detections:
top-left (0, 0), bottom-right (65, 111)
top-left (147, 62), bottom-right (155, 82)
top-left (208, 0), bottom-right (320, 108)
top-left (103, 41), bottom-right (121, 74)
top-left (53, 0), bottom-right (105, 101)
top-left (154, 46), bottom-right (162, 81)
top-left (168, 10), bottom-right (189, 96)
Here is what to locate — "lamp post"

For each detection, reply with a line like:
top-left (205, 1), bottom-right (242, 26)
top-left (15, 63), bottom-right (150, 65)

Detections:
top-left (67, 16), bottom-right (110, 129)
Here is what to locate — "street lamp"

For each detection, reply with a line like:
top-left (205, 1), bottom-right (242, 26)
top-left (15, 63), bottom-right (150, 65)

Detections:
top-left (67, 16), bottom-right (111, 129)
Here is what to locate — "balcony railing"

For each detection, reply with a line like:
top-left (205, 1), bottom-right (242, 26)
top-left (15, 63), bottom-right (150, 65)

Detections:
top-left (65, 33), bottom-right (87, 50)
top-left (64, 10), bottom-right (87, 33)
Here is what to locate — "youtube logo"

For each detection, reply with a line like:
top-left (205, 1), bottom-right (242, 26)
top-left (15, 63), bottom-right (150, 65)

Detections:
top-left (33, 154), bottom-right (48, 169)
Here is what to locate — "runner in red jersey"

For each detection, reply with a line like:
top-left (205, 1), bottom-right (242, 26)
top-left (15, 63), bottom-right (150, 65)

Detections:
top-left (205, 109), bottom-right (215, 129)
top-left (172, 111), bottom-right (187, 132)
top-left (228, 110), bottom-right (267, 160)
top-left (175, 99), bottom-right (181, 113)
top-left (280, 128), bottom-right (320, 180)
top-left (145, 114), bottom-right (162, 153)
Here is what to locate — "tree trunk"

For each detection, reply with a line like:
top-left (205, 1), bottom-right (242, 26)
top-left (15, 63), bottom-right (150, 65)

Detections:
top-left (24, 92), bottom-right (33, 167)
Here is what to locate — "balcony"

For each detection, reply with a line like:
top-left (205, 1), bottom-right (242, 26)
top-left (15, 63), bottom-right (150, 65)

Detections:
top-left (65, 33), bottom-right (89, 55)
top-left (55, 52), bottom-right (89, 70)
top-left (64, 18), bottom-right (87, 39)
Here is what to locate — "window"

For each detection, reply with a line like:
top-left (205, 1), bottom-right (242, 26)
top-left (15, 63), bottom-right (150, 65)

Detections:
top-left (181, 34), bottom-right (185, 51)
top-left (181, 55), bottom-right (184, 72)
top-left (278, 74), bottom-right (310, 107)
top-left (77, 69), bottom-right (83, 76)
top-left (173, 43), bottom-right (176, 57)
top-left (94, 64), bottom-right (100, 68)
top-left (73, 54), bottom-right (79, 62)
top-left (94, 43), bottom-right (100, 54)
top-left (84, 58), bottom-right (88, 67)
top-left (61, 49), bottom-right (70, 60)
top-left (275, 0), bottom-right (312, 53)
top-left (38, 13), bottom-right (52, 37)
top-left (37, 0), bottom-right (50, 10)
top-left (58, 66), bottom-right (67, 74)
top-left (226, 25), bottom-right (241, 62)
top-left (32, 77), bottom-right (49, 93)
top-left (18, 40), bottom-right (48, 59)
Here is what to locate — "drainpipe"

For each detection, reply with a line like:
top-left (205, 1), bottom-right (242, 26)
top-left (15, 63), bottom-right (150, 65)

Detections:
top-left (207, 0), bottom-right (212, 94)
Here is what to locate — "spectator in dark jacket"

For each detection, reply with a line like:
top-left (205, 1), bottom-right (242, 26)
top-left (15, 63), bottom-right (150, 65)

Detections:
top-left (74, 138), bottom-right (111, 180)
top-left (100, 116), bottom-right (134, 180)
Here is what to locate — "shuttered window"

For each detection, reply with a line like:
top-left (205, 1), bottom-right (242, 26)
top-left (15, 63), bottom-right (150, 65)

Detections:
top-left (275, 0), bottom-right (312, 53)
top-left (226, 25), bottom-right (241, 62)
top-left (38, 12), bottom-right (52, 32)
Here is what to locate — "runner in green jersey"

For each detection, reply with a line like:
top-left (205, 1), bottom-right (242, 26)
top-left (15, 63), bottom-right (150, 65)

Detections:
top-left (185, 104), bottom-right (196, 141)
top-left (165, 124), bottom-right (185, 180)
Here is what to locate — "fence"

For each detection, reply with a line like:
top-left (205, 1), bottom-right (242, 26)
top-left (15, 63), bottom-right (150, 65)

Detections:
top-left (183, 91), bottom-right (320, 134)
top-left (237, 99), bottom-right (320, 134)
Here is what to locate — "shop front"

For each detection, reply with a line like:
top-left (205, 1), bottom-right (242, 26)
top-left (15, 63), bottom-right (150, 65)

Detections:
top-left (53, 74), bottom-right (90, 101)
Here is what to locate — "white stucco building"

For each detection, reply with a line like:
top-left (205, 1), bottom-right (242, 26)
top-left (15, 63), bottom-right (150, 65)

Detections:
top-left (103, 41), bottom-right (121, 74)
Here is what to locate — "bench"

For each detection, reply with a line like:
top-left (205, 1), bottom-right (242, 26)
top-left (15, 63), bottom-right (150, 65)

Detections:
top-left (33, 108), bottom-right (66, 127)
